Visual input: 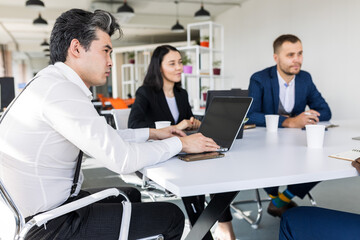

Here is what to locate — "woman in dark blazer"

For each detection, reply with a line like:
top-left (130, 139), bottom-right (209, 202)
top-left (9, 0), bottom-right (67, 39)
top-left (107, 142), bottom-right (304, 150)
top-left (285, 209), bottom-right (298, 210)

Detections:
top-left (128, 45), bottom-right (201, 130)
top-left (128, 45), bottom-right (235, 240)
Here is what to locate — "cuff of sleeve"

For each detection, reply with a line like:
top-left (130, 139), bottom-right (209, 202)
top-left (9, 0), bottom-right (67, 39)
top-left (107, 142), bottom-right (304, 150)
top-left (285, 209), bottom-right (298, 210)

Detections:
top-left (136, 128), bottom-right (150, 142)
top-left (161, 137), bottom-right (182, 157)
top-left (278, 115), bottom-right (287, 128)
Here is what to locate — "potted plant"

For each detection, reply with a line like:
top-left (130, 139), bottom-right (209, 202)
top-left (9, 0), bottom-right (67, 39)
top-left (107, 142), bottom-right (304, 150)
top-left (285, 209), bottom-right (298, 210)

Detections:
top-left (200, 36), bottom-right (209, 48)
top-left (182, 55), bottom-right (192, 74)
top-left (201, 86), bottom-right (210, 102)
top-left (128, 52), bottom-right (135, 64)
top-left (213, 60), bottom-right (221, 75)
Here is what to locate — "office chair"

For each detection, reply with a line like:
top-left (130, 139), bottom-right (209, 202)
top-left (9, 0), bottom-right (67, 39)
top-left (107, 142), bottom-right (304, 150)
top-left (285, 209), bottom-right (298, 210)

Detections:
top-left (206, 89), bottom-right (317, 229)
top-left (110, 109), bottom-right (175, 201)
top-left (0, 177), bottom-right (164, 240)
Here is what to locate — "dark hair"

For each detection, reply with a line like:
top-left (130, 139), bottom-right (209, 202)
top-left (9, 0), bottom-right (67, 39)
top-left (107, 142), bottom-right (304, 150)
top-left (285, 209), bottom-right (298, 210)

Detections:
top-left (50, 9), bottom-right (122, 64)
top-left (143, 45), bottom-right (182, 91)
top-left (273, 34), bottom-right (301, 54)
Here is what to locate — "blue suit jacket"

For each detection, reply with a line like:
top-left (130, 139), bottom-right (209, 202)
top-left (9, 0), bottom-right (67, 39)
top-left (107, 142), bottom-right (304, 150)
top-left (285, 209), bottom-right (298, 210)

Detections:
top-left (247, 66), bottom-right (331, 127)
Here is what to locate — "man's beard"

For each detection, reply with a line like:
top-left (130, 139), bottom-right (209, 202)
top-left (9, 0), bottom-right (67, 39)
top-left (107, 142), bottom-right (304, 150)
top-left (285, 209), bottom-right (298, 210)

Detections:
top-left (280, 64), bottom-right (301, 76)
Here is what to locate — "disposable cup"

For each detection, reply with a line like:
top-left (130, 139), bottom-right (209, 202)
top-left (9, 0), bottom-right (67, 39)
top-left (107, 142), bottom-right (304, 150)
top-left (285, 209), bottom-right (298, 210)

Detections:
top-left (265, 115), bottom-right (279, 132)
top-left (305, 124), bottom-right (325, 148)
top-left (155, 121), bottom-right (171, 129)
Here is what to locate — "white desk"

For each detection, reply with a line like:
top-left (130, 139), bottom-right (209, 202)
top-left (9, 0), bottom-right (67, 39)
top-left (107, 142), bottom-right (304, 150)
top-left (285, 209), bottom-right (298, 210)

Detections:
top-left (142, 120), bottom-right (360, 239)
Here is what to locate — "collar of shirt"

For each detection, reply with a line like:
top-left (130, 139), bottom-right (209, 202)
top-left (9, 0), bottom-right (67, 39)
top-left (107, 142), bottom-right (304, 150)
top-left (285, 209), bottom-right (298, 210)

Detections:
top-left (54, 62), bottom-right (93, 100)
top-left (277, 70), bottom-right (295, 88)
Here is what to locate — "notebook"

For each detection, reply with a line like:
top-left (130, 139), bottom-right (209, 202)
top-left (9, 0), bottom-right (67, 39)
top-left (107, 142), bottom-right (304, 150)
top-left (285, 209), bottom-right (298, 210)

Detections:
top-left (329, 149), bottom-right (360, 161)
top-left (178, 96), bottom-right (253, 161)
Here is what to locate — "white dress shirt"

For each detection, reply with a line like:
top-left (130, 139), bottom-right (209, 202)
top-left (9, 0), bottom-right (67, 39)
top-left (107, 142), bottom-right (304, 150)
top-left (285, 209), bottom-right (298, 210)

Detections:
top-left (277, 71), bottom-right (295, 113)
top-left (0, 62), bottom-right (182, 218)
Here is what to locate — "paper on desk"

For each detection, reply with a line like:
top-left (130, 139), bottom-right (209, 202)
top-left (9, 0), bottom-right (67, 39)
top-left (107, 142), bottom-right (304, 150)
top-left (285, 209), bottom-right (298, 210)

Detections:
top-left (329, 149), bottom-right (360, 161)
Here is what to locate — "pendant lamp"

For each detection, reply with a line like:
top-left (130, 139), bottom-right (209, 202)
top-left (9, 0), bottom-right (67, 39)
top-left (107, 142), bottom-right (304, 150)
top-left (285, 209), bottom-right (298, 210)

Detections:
top-left (194, 2), bottom-right (211, 20)
top-left (117, 0), bottom-right (135, 17)
top-left (33, 13), bottom-right (48, 25)
top-left (25, 0), bottom-right (45, 11)
top-left (171, 1), bottom-right (184, 33)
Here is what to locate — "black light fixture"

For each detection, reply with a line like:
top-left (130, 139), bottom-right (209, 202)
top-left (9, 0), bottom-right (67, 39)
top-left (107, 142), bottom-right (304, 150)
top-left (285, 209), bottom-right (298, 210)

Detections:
top-left (194, 2), bottom-right (211, 20)
top-left (117, 0), bottom-right (135, 17)
top-left (25, 0), bottom-right (45, 10)
top-left (33, 13), bottom-right (48, 25)
top-left (171, 1), bottom-right (184, 33)
top-left (40, 39), bottom-right (49, 47)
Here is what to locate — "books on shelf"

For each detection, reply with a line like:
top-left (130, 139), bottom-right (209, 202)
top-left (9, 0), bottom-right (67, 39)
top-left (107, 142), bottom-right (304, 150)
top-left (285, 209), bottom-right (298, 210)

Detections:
top-left (329, 149), bottom-right (360, 161)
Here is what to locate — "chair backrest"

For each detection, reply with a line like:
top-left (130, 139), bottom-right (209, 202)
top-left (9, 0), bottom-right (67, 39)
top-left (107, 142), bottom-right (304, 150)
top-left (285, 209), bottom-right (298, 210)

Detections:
top-left (111, 108), bottom-right (132, 130)
top-left (0, 178), bottom-right (24, 240)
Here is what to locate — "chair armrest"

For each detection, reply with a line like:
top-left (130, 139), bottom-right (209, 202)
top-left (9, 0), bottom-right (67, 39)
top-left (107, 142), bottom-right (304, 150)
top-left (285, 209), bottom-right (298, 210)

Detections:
top-left (33, 188), bottom-right (120, 226)
top-left (19, 188), bottom-right (130, 239)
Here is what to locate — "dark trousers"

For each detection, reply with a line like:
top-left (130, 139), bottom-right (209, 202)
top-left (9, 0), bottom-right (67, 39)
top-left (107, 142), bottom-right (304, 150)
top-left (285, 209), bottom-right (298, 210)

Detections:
top-left (264, 182), bottom-right (319, 199)
top-left (26, 187), bottom-right (184, 240)
top-left (280, 206), bottom-right (360, 240)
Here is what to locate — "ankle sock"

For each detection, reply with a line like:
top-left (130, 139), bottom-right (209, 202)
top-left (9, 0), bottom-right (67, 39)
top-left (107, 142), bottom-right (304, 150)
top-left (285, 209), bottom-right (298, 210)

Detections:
top-left (269, 189), bottom-right (295, 208)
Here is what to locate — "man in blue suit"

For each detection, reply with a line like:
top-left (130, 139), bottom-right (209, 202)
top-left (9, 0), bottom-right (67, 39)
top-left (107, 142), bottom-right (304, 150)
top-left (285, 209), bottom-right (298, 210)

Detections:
top-left (248, 34), bottom-right (332, 218)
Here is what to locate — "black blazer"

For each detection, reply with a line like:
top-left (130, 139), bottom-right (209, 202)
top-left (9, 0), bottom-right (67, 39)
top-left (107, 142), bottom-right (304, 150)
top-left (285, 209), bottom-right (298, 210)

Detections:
top-left (128, 85), bottom-right (193, 128)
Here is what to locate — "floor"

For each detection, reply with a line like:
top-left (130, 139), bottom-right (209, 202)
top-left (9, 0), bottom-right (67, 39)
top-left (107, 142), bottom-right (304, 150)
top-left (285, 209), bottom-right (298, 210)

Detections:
top-left (81, 158), bottom-right (360, 240)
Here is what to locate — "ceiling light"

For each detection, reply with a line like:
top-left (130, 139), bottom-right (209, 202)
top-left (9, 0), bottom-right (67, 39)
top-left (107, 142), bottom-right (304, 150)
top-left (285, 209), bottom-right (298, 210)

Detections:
top-left (171, 20), bottom-right (185, 33)
top-left (117, 0), bottom-right (135, 18)
top-left (194, 2), bottom-right (211, 20)
top-left (33, 13), bottom-right (48, 25)
top-left (171, 1), bottom-right (184, 33)
top-left (40, 39), bottom-right (49, 47)
top-left (25, 0), bottom-right (45, 10)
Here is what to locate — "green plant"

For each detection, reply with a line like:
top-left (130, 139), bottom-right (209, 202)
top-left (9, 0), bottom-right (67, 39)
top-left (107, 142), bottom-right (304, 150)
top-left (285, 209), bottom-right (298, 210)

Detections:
top-left (182, 55), bottom-right (192, 65)
top-left (213, 60), bottom-right (221, 68)
top-left (201, 35), bottom-right (209, 41)
top-left (128, 52), bottom-right (135, 59)
top-left (201, 86), bottom-right (209, 92)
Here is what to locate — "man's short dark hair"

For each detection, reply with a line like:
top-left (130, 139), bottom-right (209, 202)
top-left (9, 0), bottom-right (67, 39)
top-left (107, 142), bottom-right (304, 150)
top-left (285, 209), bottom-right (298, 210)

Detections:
top-left (273, 34), bottom-right (301, 54)
top-left (50, 9), bottom-right (122, 64)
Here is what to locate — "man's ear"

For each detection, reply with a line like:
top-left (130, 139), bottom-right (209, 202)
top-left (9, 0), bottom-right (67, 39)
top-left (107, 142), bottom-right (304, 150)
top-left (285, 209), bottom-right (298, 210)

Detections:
top-left (273, 53), bottom-right (278, 64)
top-left (68, 39), bottom-right (82, 58)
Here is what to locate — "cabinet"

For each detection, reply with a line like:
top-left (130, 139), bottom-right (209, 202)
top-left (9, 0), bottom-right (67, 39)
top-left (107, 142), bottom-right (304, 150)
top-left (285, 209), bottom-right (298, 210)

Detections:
top-left (178, 21), bottom-right (224, 106)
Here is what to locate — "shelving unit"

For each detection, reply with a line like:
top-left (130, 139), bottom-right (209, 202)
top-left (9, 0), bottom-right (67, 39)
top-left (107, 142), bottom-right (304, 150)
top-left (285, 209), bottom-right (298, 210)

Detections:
top-left (121, 64), bottom-right (135, 98)
top-left (178, 21), bottom-right (224, 105)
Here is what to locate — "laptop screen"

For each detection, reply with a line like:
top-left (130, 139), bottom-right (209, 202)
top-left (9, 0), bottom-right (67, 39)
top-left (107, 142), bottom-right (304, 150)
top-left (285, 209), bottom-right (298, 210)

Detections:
top-left (198, 96), bottom-right (252, 149)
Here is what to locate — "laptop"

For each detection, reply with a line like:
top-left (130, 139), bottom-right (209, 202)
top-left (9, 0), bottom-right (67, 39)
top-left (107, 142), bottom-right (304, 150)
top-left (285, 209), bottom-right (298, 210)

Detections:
top-left (179, 96), bottom-right (253, 160)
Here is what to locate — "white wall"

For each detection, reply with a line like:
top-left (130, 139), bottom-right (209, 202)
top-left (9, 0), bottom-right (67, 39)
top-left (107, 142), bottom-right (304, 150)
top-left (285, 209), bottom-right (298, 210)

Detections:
top-left (216, 0), bottom-right (360, 121)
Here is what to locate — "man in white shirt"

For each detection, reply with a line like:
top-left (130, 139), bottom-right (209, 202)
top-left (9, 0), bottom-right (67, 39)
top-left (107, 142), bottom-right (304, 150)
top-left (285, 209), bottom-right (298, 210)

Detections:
top-left (0, 9), bottom-right (219, 240)
top-left (247, 34), bottom-right (331, 219)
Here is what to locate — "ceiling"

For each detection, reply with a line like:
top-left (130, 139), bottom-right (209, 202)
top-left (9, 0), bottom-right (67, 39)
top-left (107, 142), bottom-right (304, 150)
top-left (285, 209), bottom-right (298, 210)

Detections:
top-left (0, 0), bottom-right (247, 60)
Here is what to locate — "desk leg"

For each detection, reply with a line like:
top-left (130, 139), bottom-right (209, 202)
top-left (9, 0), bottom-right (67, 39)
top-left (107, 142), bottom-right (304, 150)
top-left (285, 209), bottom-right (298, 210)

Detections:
top-left (184, 191), bottom-right (239, 240)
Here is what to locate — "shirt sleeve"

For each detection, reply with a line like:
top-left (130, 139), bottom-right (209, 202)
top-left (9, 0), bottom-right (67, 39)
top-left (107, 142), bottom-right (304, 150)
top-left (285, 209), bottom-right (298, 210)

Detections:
top-left (41, 82), bottom-right (182, 174)
top-left (116, 128), bottom-right (149, 142)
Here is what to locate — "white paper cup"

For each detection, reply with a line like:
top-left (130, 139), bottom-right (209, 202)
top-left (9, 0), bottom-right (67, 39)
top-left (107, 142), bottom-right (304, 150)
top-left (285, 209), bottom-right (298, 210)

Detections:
top-left (265, 115), bottom-right (279, 132)
top-left (155, 121), bottom-right (171, 129)
top-left (305, 124), bottom-right (325, 148)
top-left (193, 98), bottom-right (200, 111)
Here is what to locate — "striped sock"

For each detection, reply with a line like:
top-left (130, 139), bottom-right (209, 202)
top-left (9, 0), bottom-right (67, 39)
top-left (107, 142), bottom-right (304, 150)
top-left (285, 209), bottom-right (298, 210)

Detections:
top-left (270, 189), bottom-right (294, 208)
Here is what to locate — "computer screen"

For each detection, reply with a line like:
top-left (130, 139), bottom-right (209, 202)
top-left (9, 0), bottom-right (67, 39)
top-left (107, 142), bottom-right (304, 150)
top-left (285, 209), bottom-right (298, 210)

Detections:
top-left (0, 77), bottom-right (15, 110)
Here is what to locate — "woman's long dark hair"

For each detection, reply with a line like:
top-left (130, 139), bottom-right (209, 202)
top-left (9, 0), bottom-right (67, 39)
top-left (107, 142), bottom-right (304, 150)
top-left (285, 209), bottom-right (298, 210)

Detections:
top-left (143, 45), bottom-right (182, 91)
